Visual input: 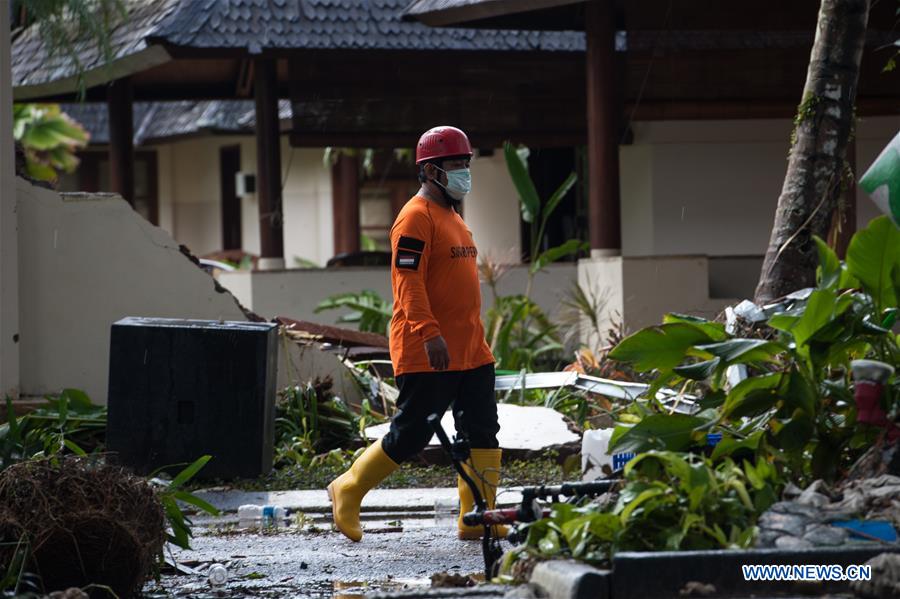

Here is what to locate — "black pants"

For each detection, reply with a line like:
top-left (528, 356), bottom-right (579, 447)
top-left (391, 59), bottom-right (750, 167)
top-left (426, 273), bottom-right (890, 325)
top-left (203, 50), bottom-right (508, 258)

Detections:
top-left (380, 363), bottom-right (499, 464)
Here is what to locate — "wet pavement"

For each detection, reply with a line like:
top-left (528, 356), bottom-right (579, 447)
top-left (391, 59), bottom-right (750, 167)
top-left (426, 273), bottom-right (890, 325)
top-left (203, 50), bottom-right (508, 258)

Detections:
top-left (145, 518), bottom-right (499, 598)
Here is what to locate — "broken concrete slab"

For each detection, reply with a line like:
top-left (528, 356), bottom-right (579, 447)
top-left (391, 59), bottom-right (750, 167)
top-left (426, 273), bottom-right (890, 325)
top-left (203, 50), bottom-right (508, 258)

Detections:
top-left (365, 403), bottom-right (581, 453)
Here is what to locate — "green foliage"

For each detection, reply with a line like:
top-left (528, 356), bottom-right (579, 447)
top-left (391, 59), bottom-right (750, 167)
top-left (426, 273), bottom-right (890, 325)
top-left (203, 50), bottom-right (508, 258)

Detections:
top-left (12, 104), bottom-right (88, 182)
top-left (151, 455), bottom-right (219, 551)
top-left (0, 389), bottom-right (105, 469)
top-left (315, 289), bottom-right (393, 336)
top-left (502, 142), bottom-right (588, 278)
top-left (485, 295), bottom-right (563, 372)
top-left (608, 217), bottom-right (899, 484)
top-left (500, 218), bottom-right (900, 574)
top-left (508, 452), bottom-right (773, 569)
top-left (273, 381), bottom-right (383, 470)
top-left (846, 215), bottom-right (900, 312)
top-left (483, 142), bottom-right (586, 372)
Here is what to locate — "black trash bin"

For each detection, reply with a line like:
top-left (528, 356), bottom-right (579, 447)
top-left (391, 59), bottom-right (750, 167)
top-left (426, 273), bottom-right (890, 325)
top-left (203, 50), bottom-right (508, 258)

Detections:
top-left (107, 317), bottom-right (278, 480)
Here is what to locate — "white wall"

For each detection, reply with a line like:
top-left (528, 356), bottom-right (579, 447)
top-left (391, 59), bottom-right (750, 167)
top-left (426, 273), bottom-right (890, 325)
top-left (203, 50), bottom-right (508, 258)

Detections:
top-left (620, 117), bottom-right (900, 258)
top-left (219, 263), bottom-right (577, 327)
top-left (578, 255), bottom-right (733, 345)
top-left (17, 181), bottom-right (250, 403)
top-left (16, 180), bottom-right (362, 406)
top-left (280, 145), bottom-right (334, 267)
top-left (156, 137), bottom-right (334, 265)
top-left (466, 150), bottom-right (522, 263)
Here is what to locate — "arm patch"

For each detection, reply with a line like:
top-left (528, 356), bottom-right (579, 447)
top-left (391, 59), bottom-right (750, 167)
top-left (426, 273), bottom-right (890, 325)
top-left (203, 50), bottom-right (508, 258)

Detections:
top-left (395, 250), bottom-right (421, 270)
top-left (398, 236), bottom-right (426, 253)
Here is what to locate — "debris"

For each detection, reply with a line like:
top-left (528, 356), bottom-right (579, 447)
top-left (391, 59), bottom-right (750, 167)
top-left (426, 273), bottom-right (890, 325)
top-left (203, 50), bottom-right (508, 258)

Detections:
top-left (365, 404), bottom-right (580, 453)
top-left (208, 563), bottom-right (229, 587)
top-left (757, 477), bottom-right (900, 549)
top-left (277, 316), bottom-right (389, 350)
top-left (494, 371), bottom-right (698, 414)
top-left (679, 581), bottom-right (717, 597)
top-left (0, 456), bottom-right (165, 598)
top-left (731, 300), bottom-right (767, 324)
top-left (431, 572), bottom-right (476, 588)
top-left (850, 552), bottom-right (900, 599)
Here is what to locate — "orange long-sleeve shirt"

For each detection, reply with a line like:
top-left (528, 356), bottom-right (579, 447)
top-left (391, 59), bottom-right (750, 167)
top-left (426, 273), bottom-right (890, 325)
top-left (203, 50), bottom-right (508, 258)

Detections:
top-left (388, 196), bottom-right (494, 376)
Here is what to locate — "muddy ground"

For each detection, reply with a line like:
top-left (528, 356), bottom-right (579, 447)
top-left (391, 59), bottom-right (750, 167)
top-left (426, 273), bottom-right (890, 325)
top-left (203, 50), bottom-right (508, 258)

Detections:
top-left (145, 519), bottom-right (495, 598)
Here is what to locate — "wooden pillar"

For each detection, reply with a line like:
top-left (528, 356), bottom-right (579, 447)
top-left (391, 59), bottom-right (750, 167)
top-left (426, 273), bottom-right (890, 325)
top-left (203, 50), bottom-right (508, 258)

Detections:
top-left (390, 183), bottom-right (408, 219)
top-left (836, 140), bottom-right (857, 258)
top-left (331, 154), bottom-right (360, 255)
top-left (585, 0), bottom-right (622, 255)
top-left (107, 78), bottom-right (135, 206)
top-left (0, 4), bottom-right (20, 397)
top-left (254, 58), bottom-right (285, 269)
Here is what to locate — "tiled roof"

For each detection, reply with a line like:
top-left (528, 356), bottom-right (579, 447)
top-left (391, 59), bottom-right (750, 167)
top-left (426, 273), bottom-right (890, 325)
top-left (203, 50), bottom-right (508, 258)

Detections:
top-left (60, 100), bottom-right (293, 145)
top-left (13, 0), bottom-right (584, 91)
top-left (12, 0), bottom-right (180, 91)
top-left (150, 0), bottom-right (583, 52)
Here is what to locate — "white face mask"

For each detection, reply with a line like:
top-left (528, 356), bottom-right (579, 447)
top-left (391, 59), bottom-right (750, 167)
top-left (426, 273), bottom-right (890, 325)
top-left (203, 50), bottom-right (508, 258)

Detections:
top-left (434, 166), bottom-right (472, 201)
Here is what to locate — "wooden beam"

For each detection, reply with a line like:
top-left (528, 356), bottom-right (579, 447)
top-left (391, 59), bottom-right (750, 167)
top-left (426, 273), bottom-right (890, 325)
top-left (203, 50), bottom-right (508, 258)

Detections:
top-left (107, 78), bottom-right (135, 206)
top-left (254, 58), bottom-right (285, 268)
top-left (331, 154), bottom-right (361, 256)
top-left (585, 0), bottom-right (621, 254)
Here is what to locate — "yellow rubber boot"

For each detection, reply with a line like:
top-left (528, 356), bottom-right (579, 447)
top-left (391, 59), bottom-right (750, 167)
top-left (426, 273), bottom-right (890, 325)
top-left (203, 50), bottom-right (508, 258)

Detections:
top-left (326, 440), bottom-right (399, 542)
top-left (457, 448), bottom-right (508, 540)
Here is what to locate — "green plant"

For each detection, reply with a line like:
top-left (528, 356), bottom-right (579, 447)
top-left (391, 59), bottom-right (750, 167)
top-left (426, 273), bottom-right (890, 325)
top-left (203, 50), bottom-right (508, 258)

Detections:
top-left (0, 538), bottom-right (37, 598)
top-left (13, 104), bottom-right (89, 182)
top-left (507, 451), bottom-right (775, 571)
top-left (151, 455), bottom-right (219, 553)
top-left (503, 142), bottom-right (587, 298)
top-left (360, 233), bottom-right (379, 252)
top-left (485, 295), bottom-right (563, 371)
top-left (315, 290), bottom-right (393, 336)
top-left (607, 216), bottom-right (899, 483)
top-left (481, 143), bottom-right (588, 372)
top-left (1, 389), bottom-right (106, 469)
top-left (274, 380), bottom-right (382, 469)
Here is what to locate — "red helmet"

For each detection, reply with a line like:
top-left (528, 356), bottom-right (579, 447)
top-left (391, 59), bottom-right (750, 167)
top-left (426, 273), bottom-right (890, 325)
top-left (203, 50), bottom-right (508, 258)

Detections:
top-left (416, 126), bottom-right (473, 164)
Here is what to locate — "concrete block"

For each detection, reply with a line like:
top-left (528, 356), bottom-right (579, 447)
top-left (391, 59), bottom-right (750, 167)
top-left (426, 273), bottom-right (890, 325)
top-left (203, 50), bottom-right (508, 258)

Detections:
top-left (530, 560), bottom-right (610, 599)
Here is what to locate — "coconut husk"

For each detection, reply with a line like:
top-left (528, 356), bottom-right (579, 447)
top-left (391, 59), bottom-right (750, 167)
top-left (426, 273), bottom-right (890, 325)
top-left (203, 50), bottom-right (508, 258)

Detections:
top-left (0, 456), bottom-right (166, 598)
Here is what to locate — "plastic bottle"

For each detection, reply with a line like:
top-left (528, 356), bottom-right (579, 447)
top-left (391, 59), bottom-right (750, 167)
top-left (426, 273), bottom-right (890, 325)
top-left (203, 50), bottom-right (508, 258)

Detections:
top-left (237, 504), bottom-right (287, 528)
top-left (208, 563), bottom-right (228, 587)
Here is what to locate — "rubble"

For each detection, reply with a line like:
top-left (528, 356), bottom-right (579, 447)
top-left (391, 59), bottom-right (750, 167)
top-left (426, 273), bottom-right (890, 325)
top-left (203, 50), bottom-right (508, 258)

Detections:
top-left (755, 477), bottom-right (900, 550)
top-left (850, 552), bottom-right (900, 599)
top-left (365, 403), bottom-right (581, 454)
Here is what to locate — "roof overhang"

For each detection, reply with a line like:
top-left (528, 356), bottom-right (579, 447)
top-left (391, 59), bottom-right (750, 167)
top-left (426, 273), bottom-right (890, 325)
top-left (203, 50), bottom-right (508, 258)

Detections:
top-left (13, 45), bottom-right (173, 101)
top-left (404, 0), bottom-right (895, 33)
top-left (402, 0), bottom-right (585, 28)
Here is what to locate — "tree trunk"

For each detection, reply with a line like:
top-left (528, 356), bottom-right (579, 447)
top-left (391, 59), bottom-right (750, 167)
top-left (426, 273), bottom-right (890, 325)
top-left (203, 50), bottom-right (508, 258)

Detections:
top-left (754, 0), bottom-right (870, 304)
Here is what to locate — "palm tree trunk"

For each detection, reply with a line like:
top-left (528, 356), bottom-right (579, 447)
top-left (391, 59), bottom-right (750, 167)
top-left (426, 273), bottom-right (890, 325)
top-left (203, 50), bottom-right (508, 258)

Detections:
top-left (754, 0), bottom-right (870, 303)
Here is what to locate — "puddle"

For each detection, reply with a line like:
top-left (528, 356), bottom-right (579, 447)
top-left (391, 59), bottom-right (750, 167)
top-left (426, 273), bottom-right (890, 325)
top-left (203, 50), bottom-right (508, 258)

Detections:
top-left (146, 576), bottom-right (432, 598)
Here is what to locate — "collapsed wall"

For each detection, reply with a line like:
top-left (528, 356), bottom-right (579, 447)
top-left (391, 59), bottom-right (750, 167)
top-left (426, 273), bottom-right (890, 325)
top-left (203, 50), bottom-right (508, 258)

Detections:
top-left (15, 178), bottom-right (361, 406)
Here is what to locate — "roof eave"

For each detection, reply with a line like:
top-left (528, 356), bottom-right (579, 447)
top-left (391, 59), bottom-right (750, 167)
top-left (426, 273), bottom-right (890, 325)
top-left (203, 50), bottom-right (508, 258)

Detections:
top-left (13, 44), bottom-right (172, 101)
top-left (402, 0), bottom-right (585, 27)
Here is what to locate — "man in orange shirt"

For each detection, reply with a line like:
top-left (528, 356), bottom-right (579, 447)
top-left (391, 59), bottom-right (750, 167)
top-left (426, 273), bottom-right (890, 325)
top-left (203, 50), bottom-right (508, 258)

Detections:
top-left (328, 126), bottom-right (505, 542)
